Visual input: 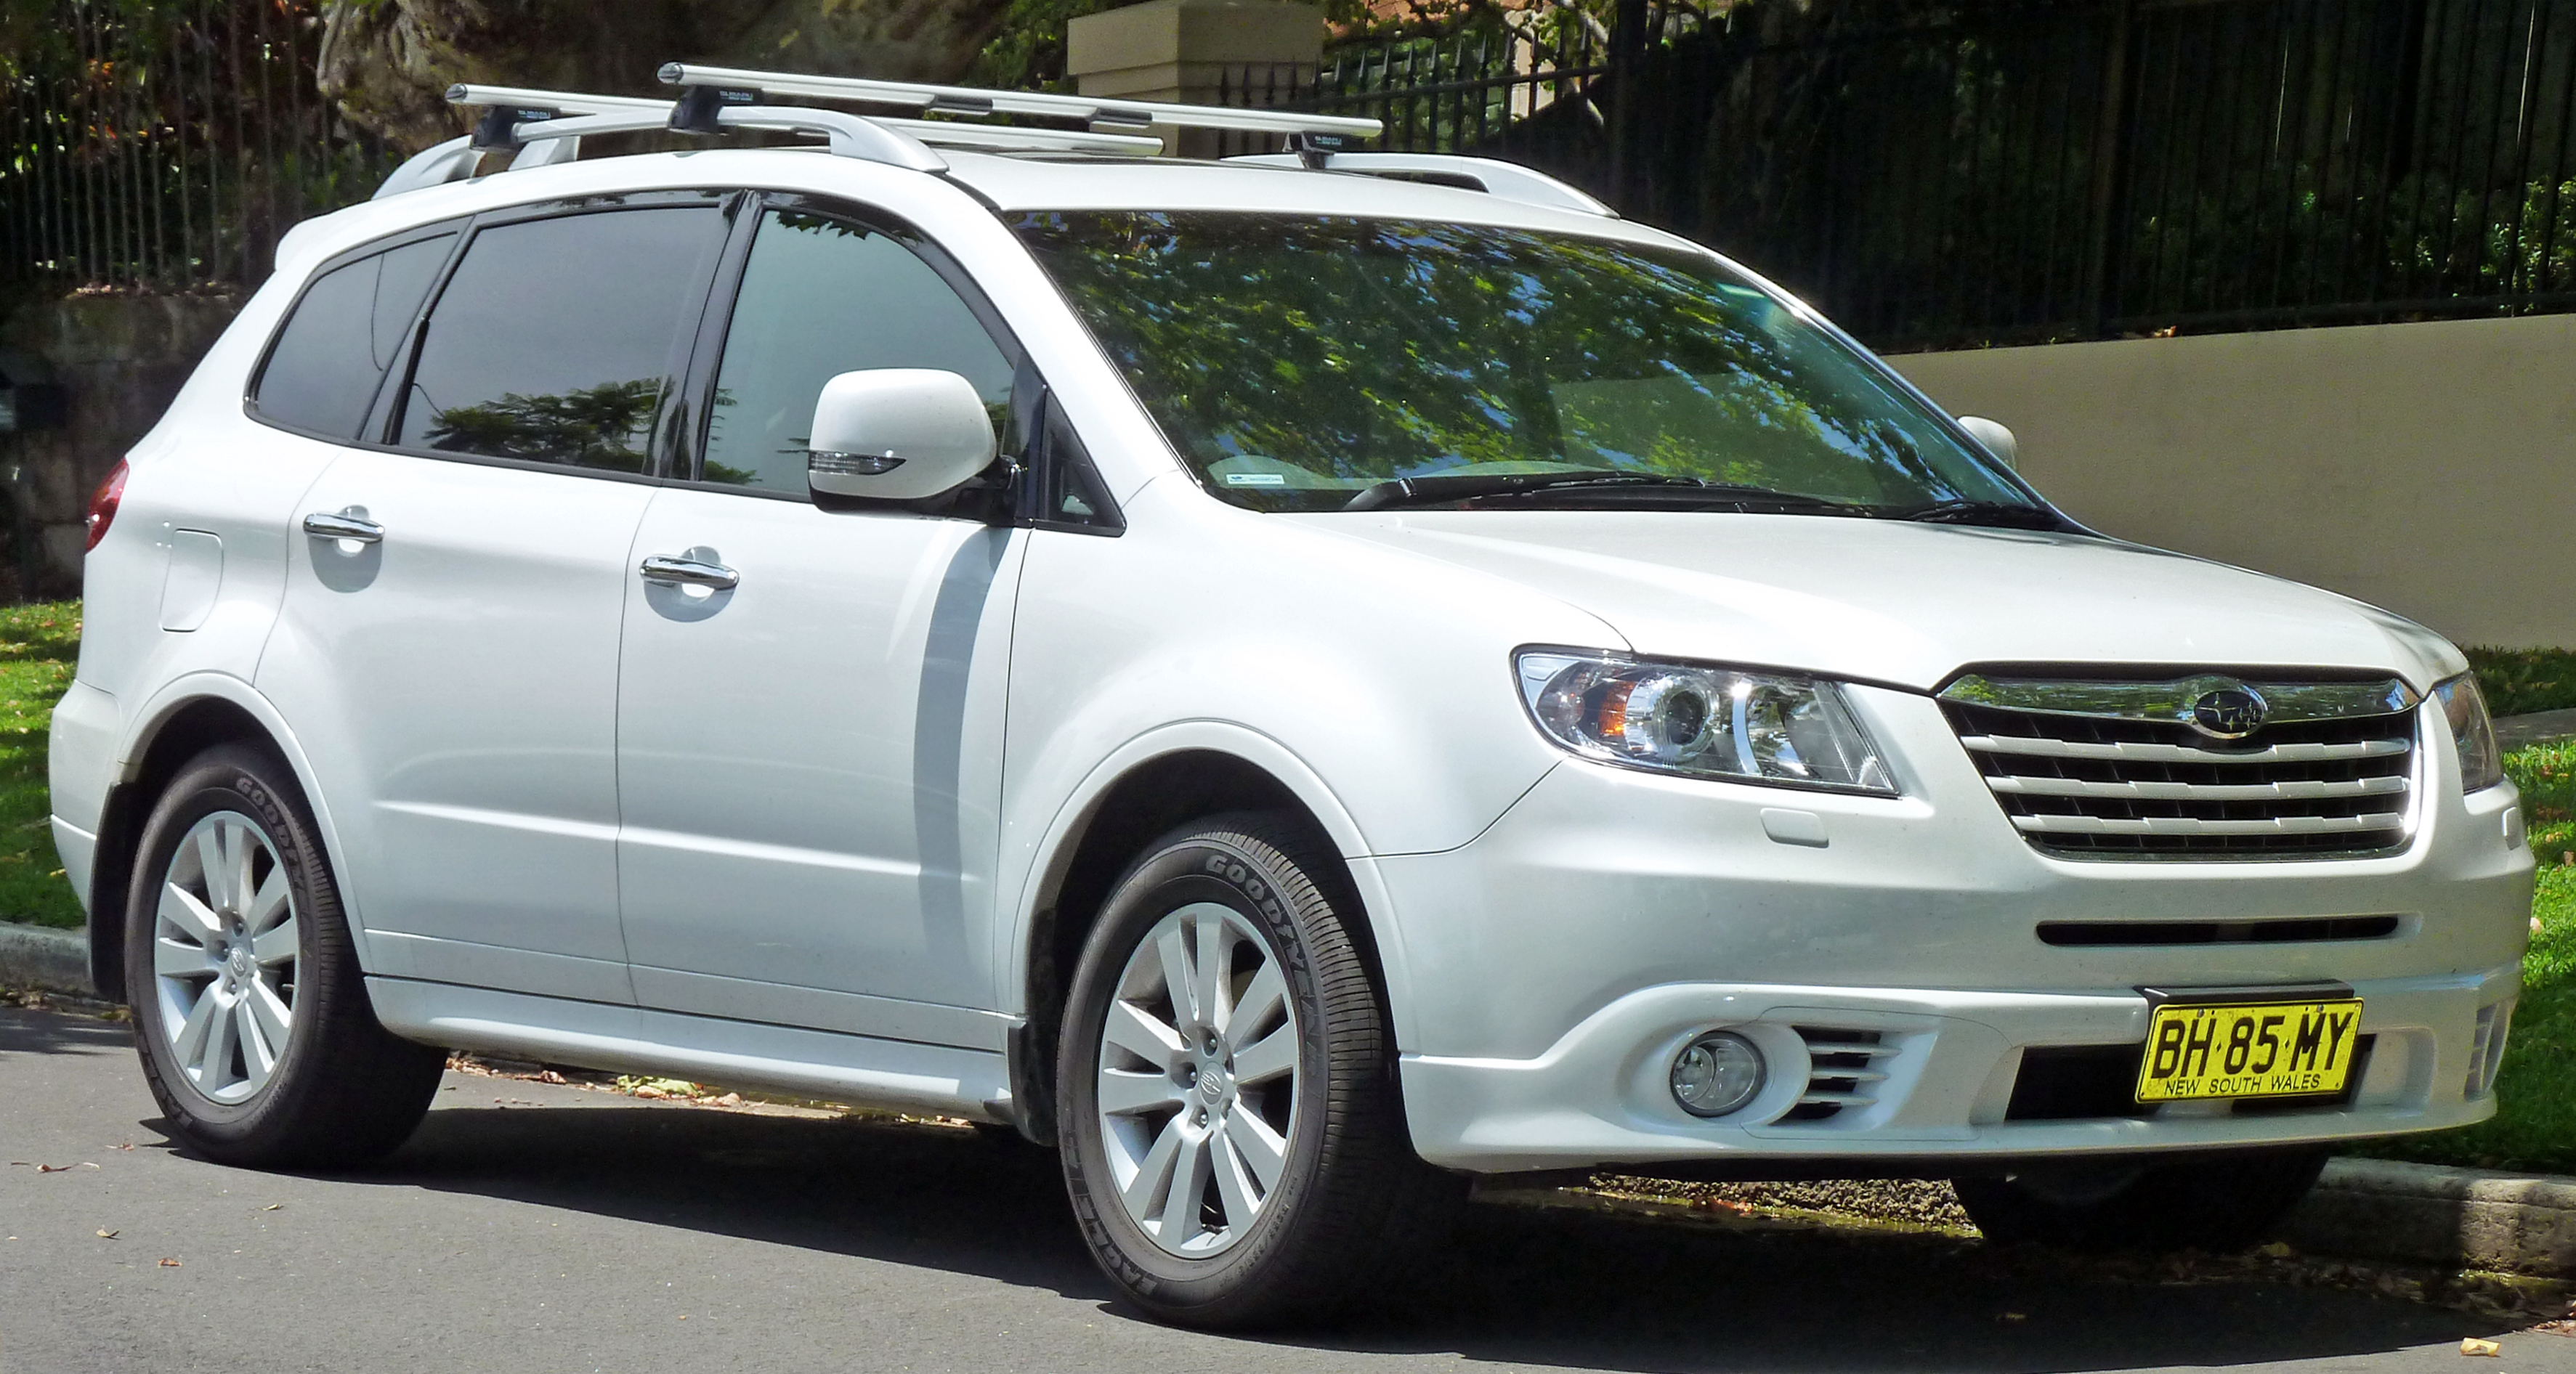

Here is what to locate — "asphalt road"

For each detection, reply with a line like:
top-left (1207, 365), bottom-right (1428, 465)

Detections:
top-left (4, 1003), bottom-right (2572, 1374)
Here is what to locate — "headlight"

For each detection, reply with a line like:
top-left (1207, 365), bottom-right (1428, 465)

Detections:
top-left (1515, 649), bottom-right (1897, 794)
top-left (2434, 671), bottom-right (2503, 793)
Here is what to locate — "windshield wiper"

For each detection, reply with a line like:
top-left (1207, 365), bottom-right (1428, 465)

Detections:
top-left (1342, 471), bottom-right (1856, 513)
top-left (1871, 498), bottom-right (2071, 530)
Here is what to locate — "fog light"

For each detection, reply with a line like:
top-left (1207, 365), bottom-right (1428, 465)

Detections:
top-left (1670, 1030), bottom-right (1765, 1118)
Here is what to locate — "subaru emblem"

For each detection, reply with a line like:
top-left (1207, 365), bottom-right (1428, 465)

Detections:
top-left (2189, 684), bottom-right (2269, 739)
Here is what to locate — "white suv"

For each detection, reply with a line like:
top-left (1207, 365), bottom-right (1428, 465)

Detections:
top-left (51, 70), bottom-right (2534, 1328)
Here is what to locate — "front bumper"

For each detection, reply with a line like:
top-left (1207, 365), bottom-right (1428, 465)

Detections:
top-left (1398, 967), bottom-right (2516, 1172)
top-left (1373, 684), bottom-right (2535, 1174)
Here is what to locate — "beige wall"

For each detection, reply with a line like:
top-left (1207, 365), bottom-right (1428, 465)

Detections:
top-left (1888, 314), bottom-right (2576, 649)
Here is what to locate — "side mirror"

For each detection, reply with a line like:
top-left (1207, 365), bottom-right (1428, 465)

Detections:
top-left (807, 369), bottom-right (998, 503)
top-left (1955, 415), bottom-right (2017, 470)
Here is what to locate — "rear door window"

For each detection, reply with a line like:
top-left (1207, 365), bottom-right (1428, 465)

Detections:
top-left (396, 206), bottom-right (728, 473)
top-left (251, 232), bottom-right (454, 440)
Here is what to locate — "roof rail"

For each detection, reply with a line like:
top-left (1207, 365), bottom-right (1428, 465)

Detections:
top-left (657, 62), bottom-right (1382, 142)
top-left (1224, 152), bottom-right (1614, 217)
top-left (375, 80), bottom-right (1174, 199)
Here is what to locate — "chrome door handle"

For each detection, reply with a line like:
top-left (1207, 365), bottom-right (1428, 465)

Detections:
top-left (301, 509), bottom-right (384, 543)
top-left (639, 554), bottom-right (739, 591)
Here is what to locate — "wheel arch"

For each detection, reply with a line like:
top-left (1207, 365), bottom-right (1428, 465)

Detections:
top-left (89, 675), bottom-right (357, 1001)
top-left (1006, 728), bottom-right (1415, 1144)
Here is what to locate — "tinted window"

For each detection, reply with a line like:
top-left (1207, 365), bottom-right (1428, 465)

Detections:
top-left (703, 210), bottom-right (1012, 493)
top-left (252, 233), bottom-right (453, 439)
top-left (397, 206), bottom-right (726, 472)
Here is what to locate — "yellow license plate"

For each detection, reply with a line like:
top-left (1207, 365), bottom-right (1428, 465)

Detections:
top-left (2134, 998), bottom-right (2364, 1102)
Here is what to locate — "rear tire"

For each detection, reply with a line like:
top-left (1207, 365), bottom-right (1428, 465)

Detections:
top-left (1056, 812), bottom-right (1459, 1329)
top-left (1953, 1147), bottom-right (2328, 1252)
top-left (125, 744), bottom-right (444, 1168)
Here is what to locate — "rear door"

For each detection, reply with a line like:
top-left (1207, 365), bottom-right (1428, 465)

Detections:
top-left (258, 197), bottom-right (731, 1003)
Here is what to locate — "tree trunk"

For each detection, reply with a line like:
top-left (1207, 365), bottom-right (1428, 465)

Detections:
top-left (319, 0), bottom-right (1017, 153)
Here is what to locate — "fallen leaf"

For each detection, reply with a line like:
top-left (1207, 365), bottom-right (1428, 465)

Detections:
top-left (678, 1315), bottom-right (689, 1322)
top-left (35, 1164), bottom-right (70, 1173)
top-left (157, 1257), bottom-right (180, 1268)
top-left (262, 1203), bottom-right (281, 1211)
top-left (710, 1093), bottom-right (742, 1107)
top-left (94, 1229), bottom-right (116, 1240)
top-left (78, 1162), bottom-right (99, 1169)
top-left (1997, 1312), bottom-right (2028, 1323)
top-left (2256, 1242), bottom-right (2296, 1259)
top-left (2461, 1336), bottom-right (2502, 1357)
top-left (633, 1086), bottom-right (670, 1099)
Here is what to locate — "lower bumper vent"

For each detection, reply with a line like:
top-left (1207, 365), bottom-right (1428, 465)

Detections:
top-left (2036, 916), bottom-right (2402, 946)
top-left (1781, 1025), bottom-right (1896, 1123)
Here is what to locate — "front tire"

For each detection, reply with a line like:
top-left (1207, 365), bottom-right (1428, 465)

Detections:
top-left (125, 744), bottom-right (445, 1168)
top-left (1056, 813), bottom-right (1455, 1328)
top-left (1953, 1147), bottom-right (2328, 1252)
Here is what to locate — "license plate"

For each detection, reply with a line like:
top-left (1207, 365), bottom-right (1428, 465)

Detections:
top-left (2134, 997), bottom-right (2364, 1102)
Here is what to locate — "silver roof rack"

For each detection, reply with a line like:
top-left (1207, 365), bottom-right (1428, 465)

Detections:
top-left (1224, 152), bottom-right (1614, 217)
top-left (375, 80), bottom-right (1178, 199)
top-left (658, 62), bottom-right (1382, 142)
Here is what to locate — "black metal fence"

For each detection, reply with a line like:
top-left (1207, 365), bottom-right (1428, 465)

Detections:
top-left (1318, 0), bottom-right (2576, 349)
top-left (1, 0), bottom-right (391, 294)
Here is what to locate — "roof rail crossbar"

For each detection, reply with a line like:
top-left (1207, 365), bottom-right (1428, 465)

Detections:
top-left (1225, 151), bottom-right (1616, 217)
top-left (658, 62), bottom-right (1382, 142)
top-left (442, 85), bottom-right (948, 173)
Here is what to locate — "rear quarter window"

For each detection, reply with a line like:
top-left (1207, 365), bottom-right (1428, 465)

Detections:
top-left (249, 232), bottom-right (455, 440)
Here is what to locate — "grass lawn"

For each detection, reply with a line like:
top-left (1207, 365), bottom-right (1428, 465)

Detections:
top-left (2366, 736), bottom-right (2576, 1175)
top-left (0, 600), bottom-right (82, 930)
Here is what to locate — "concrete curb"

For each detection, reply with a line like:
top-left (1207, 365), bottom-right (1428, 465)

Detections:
top-left (2283, 1157), bottom-right (2576, 1277)
top-left (2496, 707), bottom-right (2576, 751)
top-left (0, 922), bottom-right (90, 997)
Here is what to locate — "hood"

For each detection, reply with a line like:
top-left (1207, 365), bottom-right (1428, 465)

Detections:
top-left (1304, 510), bottom-right (2464, 691)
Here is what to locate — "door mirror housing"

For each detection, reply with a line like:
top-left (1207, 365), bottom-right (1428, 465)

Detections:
top-left (807, 369), bottom-right (999, 503)
top-left (1956, 415), bottom-right (2018, 470)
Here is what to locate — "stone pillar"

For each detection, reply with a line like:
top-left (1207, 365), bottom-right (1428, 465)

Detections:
top-left (1065, 0), bottom-right (1325, 158)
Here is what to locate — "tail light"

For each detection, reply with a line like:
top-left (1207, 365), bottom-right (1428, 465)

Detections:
top-left (84, 460), bottom-right (126, 553)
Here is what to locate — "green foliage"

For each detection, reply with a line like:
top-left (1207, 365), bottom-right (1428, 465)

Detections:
top-left (2469, 647), bottom-right (2576, 718)
top-left (0, 601), bottom-right (86, 930)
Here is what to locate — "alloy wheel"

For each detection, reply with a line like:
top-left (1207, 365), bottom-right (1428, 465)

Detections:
top-left (150, 810), bottom-right (299, 1105)
top-left (1093, 901), bottom-right (1302, 1258)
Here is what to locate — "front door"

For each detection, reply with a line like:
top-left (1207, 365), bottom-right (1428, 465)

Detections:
top-left (615, 201), bottom-right (1026, 1045)
top-left (259, 199), bottom-right (729, 1003)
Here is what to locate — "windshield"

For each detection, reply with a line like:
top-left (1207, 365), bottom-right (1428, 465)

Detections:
top-left (1012, 211), bottom-right (2039, 516)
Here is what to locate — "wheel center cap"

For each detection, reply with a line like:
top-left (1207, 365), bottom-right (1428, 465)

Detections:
top-left (227, 947), bottom-right (253, 979)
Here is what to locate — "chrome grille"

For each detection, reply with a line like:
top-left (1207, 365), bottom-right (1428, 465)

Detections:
top-left (1939, 672), bottom-right (2419, 860)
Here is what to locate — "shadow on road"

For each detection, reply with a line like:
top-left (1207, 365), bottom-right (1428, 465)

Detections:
top-left (0, 1001), bottom-right (129, 1060)
top-left (317, 1098), bottom-right (2505, 1373)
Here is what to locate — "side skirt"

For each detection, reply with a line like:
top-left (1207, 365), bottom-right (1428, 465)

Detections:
top-left (365, 977), bottom-right (1014, 1123)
